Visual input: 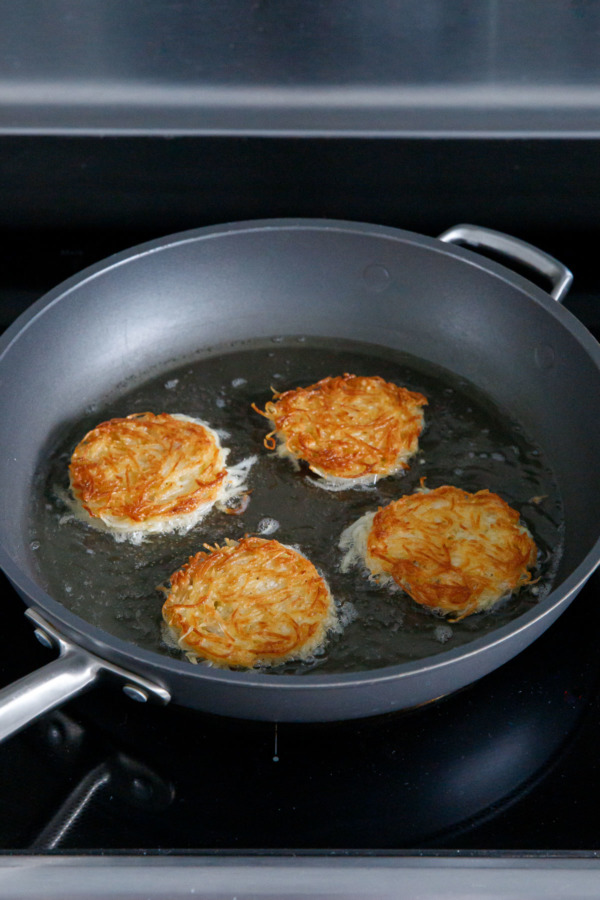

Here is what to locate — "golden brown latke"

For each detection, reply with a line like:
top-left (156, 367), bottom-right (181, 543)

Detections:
top-left (253, 374), bottom-right (427, 484)
top-left (362, 485), bottom-right (537, 619)
top-left (69, 412), bottom-right (228, 534)
top-left (162, 536), bottom-right (337, 668)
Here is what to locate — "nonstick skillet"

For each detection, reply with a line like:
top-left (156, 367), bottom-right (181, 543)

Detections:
top-left (0, 219), bottom-right (599, 741)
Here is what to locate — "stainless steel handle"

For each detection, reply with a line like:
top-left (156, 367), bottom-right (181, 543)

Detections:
top-left (439, 223), bottom-right (573, 303)
top-left (0, 609), bottom-right (170, 744)
top-left (0, 646), bottom-right (101, 744)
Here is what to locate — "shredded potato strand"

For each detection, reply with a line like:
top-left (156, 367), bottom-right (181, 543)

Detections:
top-left (162, 536), bottom-right (336, 667)
top-left (367, 486), bottom-right (537, 620)
top-left (253, 374), bottom-right (427, 479)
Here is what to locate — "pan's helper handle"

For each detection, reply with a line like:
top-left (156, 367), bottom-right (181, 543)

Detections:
top-left (439, 224), bottom-right (573, 303)
top-left (0, 609), bottom-right (170, 744)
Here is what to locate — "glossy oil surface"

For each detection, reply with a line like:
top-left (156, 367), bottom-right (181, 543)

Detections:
top-left (31, 337), bottom-right (563, 674)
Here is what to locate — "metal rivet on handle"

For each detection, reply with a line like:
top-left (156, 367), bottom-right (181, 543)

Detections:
top-left (122, 685), bottom-right (150, 703)
top-left (33, 628), bottom-right (54, 650)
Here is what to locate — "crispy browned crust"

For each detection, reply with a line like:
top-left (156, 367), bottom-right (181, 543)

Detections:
top-left (366, 486), bottom-right (538, 619)
top-left (162, 536), bottom-right (335, 668)
top-left (69, 412), bottom-right (227, 525)
top-left (253, 374), bottom-right (427, 480)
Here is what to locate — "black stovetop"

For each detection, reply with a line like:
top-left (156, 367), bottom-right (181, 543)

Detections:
top-left (1, 223), bottom-right (599, 855)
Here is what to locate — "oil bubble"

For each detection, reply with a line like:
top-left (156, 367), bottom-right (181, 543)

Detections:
top-left (257, 517), bottom-right (280, 536)
top-left (434, 624), bottom-right (453, 643)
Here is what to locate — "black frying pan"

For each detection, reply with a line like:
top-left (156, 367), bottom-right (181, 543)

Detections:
top-left (1, 219), bottom-right (599, 740)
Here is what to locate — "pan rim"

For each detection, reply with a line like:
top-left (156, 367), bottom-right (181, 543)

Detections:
top-left (2, 216), bottom-right (600, 367)
top-left (2, 217), bottom-right (600, 691)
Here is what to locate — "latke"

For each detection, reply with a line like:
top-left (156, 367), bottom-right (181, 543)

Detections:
top-left (69, 412), bottom-right (253, 541)
top-left (162, 536), bottom-right (338, 668)
top-left (253, 374), bottom-right (427, 488)
top-left (340, 485), bottom-right (537, 619)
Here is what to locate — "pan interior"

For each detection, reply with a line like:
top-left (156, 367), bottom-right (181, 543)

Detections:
top-left (29, 336), bottom-right (563, 676)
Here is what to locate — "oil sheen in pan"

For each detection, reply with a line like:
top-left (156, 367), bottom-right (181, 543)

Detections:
top-left (30, 337), bottom-right (564, 676)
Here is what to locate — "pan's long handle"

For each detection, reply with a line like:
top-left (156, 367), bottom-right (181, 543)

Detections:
top-left (439, 224), bottom-right (573, 303)
top-left (0, 610), bottom-right (170, 744)
top-left (0, 647), bottom-right (101, 743)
